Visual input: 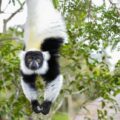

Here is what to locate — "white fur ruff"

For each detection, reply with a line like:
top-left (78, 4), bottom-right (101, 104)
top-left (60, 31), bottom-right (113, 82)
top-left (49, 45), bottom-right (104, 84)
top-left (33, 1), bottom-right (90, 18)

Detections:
top-left (19, 50), bottom-right (50, 75)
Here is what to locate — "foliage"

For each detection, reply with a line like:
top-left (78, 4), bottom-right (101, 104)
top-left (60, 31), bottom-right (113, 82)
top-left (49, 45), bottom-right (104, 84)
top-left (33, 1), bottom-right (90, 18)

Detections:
top-left (0, 29), bottom-right (32, 119)
top-left (52, 112), bottom-right (68, 120)
top-left (61, 1), bottom-right (120, 99)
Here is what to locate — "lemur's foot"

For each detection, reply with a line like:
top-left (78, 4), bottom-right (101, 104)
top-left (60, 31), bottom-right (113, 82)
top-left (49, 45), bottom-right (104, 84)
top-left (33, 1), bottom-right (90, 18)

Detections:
top-left (40, 101), bottom-right (52, 115)
top-left (31, 100), bottom-right (42, 113)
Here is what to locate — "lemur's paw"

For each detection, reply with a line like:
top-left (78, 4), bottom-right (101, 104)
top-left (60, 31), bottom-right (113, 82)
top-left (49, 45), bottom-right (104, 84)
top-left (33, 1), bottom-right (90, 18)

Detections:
top-left (40, 101), bottom-right (52, 115)
top-left (31, 100), bottom-right (42, 113)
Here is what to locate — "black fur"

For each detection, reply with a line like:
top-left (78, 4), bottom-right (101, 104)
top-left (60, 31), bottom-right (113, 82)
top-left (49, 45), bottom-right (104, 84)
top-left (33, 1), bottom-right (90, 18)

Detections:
top-left (21, 71), bottom-right (36, 83)
top-left (41, 37), bottom-right (63, 54)
top-left (31, 100), bottom-right (41, 113)
top-left (41, 37), bottom-right (63, 82)
top-left (41, 55), bottom-right (60, 82)
top-left (40, 101), bottom-right (52, 115)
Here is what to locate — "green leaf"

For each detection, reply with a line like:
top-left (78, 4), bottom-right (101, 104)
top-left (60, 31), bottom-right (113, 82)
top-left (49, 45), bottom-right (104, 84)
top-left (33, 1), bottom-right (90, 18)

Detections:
top-left (52, 0), bottom-right (59, 8)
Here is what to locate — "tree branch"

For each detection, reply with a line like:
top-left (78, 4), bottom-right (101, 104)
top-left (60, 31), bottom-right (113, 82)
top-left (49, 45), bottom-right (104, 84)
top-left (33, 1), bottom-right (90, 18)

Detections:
top-left (0, 37), bottom-right (22, 41)
top-left (0, 0), bottom-right (3, 13)
top-left (109, 0), bottom-right (120, 15)
top-left (109, 0), bottom-right (116, 6)
top-left (87, 0), bottom-right (92, 22)
top-left (3, 1), bottom-right (25, 33)
top-left (0, 0), bottom-right (1, 11)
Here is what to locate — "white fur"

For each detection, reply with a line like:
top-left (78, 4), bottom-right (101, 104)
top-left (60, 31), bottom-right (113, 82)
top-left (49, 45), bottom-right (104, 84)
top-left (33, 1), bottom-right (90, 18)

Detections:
top-left (21, 79), bottom-right (37, 101)
top-left (19, 50), bottom-right (50, 75)
top-left (44, 75), bottom-right (63, 102)
top-left (24, 0), bottom-right (68, 50)
top-left (35, 60), bottom-right (48, 75)
top-left (42, 51), bottom-right (51, 61)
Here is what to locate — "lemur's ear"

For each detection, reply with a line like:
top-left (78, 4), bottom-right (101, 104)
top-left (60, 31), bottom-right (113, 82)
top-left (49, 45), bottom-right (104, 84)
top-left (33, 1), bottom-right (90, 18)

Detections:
top-left (42, 52), bottom-right (50, 61)
top-left (19, 51), bottom-right (26, 60)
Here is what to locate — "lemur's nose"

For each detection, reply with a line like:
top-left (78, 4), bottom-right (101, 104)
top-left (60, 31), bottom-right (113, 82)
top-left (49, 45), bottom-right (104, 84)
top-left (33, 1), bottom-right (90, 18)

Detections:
top-left (31, 61), bottom-right (38, 70)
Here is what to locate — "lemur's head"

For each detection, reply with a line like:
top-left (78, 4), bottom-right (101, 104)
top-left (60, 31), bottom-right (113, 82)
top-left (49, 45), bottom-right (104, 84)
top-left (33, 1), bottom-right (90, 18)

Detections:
top-left (19, 50), bottom-right (50, 74)
top-left (25, 51), bottom-right (43, 70)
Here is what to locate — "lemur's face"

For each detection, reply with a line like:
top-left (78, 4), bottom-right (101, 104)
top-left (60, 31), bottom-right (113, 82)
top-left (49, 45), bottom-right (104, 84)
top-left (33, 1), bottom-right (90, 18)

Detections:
top-left (25, 51), bottom-right (44, 70)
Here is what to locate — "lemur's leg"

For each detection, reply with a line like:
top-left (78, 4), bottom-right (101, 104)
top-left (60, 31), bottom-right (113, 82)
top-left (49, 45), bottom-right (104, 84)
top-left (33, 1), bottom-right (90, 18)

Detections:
top-left (41, 55), bottom-right (63, 115)
top-left (21, 72), bottom-right (42, 113)
top-left (41, 38), bottom-right (63, 115)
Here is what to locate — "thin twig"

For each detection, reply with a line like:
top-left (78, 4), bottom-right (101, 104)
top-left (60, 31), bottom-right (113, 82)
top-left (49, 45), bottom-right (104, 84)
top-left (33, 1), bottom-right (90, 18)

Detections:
top-left (0, 37), bottom-right (23, 41)
top-left (0, 0), bottom-right (3, 13)
top-left (3, 1), bottom-right (25, 33)
top-left (109, 0), bottom-right (120, 15)
top-left (4, 1), bottom-right (25, 23)
top-left (87, 0), bottom-right (92, 22)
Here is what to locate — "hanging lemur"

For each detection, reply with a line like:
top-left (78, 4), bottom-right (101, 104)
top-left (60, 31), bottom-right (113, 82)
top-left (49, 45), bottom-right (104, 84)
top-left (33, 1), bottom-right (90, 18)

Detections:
top-left (19, 0), bottom-right (67, 115)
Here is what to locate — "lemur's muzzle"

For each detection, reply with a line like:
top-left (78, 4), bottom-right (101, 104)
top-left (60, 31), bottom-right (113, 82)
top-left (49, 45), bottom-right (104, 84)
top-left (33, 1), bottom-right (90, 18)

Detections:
top-left (30, 61), bottom-right (38, 70)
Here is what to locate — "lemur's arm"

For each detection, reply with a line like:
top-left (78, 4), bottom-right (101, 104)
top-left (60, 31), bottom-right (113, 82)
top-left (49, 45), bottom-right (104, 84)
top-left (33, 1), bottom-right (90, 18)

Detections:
top-left (21, 72), bottom-right (42, 113)
top-left (40, 75), bottom-right (63, 115)
top-left (40, 38), bottom-right (63, 115)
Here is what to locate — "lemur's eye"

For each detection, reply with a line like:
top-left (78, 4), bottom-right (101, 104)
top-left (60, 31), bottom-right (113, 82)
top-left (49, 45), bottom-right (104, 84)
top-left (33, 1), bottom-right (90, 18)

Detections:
top-left (36, 59), bottom-right (41, 63)
top-left (27, 57), bottom-right (32, 62)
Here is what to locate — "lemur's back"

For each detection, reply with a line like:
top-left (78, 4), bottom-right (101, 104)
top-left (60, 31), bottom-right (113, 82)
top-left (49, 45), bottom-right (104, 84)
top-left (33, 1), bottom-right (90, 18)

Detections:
top-left (24, 0), bottom-right (67, 50)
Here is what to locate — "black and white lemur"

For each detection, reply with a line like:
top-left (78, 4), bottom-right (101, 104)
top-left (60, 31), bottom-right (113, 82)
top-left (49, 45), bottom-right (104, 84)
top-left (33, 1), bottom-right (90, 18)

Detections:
top-left (19, 0), bottom-right (67, 115)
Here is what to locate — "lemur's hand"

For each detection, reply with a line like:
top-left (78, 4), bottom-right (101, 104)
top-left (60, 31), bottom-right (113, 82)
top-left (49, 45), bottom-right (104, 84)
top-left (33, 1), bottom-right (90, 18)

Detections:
top-left (40, 101), bottom-right (52, 115)
top-left (31, 100), bottom-right (42, 113)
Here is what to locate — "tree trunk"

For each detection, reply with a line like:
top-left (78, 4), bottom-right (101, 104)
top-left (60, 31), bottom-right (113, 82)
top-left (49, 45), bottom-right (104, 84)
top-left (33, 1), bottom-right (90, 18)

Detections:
top-left (68, 95), bottom-right (75, 120)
